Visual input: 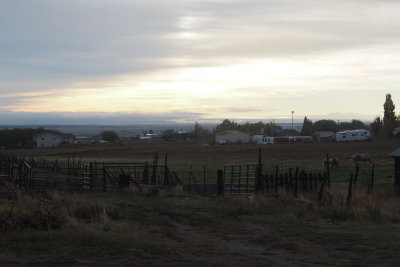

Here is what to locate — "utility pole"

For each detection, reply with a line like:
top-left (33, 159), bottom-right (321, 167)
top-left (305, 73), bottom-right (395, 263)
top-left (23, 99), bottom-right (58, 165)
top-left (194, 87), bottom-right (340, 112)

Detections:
top-left (291, 111), bottom-right (294, 130)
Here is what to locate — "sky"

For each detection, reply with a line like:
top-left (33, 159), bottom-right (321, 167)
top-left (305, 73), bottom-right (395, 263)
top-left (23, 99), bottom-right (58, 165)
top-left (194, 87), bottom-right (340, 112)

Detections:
top-left (1, 0), bottom-right (400, 125)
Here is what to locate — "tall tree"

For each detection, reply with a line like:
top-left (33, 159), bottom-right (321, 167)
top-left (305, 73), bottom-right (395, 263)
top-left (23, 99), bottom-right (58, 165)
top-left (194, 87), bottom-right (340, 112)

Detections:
top-left (264, 121), bottom-right (282, 136)
top-left (300, 116), bottom-right (313, 135)
top-left (370, 117), bottom-right (383, 138)
top-left (100, 130), bottom-right (119, 142)
top-left (384, 93), bottom-right (396, 125)
top-left (214, 119), bottom-right (239, 133)
top-left (383, 94), bottom-right (396, 138)
top-left (190, 122), bottom-right (211, 138)
top-left (239, 121), bottom-right (265, 135)
top-left (339, 119), bottom-right (368, 130)
top-left (350, 119), bottom-right (368, 130)
top-left (313, 120), bottom-right (337, 132)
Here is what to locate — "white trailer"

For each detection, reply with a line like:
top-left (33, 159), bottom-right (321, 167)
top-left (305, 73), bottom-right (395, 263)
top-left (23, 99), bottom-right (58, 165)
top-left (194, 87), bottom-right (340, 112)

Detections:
top-left (336, 129), bottom-right (371, 142)
top-left (258, 136), bottom-right (274, 144)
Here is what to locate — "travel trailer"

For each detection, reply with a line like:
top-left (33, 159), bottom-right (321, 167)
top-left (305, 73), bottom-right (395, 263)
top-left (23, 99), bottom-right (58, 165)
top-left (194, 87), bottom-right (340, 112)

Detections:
top-left (257, 136), bottom-right (274, 144)
top-left (336, 129), bottom-right (371, 142)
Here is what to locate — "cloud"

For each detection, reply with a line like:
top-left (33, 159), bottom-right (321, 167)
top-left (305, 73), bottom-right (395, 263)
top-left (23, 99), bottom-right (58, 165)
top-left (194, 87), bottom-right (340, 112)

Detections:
top-left (0, 0), bottom-right (399, 121)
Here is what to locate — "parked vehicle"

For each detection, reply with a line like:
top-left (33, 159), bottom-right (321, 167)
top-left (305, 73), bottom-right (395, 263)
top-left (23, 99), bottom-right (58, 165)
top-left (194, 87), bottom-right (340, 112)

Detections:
top-left (257, 136), bottom-right (274, 144)
top-left (336, 129), bottom-right (371, 142)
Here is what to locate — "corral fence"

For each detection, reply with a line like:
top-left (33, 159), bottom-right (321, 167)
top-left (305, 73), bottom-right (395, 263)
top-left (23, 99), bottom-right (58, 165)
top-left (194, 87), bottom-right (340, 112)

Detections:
top-left (223, 164), bottom-right (257, 195)
top-left (0, 153), bottom-right (181, 192)
top-left (218, 164), bottom-right (328, 198)
top-left (185, 150), bottom-right (329, 197)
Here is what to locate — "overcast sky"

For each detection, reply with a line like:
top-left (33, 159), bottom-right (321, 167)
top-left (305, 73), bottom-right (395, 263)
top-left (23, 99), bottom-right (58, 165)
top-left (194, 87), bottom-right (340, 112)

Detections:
top-left (1, 0), bottom-right (399, 124)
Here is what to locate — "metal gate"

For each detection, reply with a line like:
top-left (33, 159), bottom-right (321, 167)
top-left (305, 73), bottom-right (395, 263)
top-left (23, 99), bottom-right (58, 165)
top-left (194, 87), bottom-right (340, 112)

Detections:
top-left (224, 164), bottom-right (257, 195)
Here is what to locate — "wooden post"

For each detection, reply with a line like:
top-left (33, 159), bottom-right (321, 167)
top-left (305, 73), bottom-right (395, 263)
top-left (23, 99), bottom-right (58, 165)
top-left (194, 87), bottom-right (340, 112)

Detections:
top-left (217, 169), bottom-right (224, 197)
top-left (318, 173), bottom-right (326, 205)
top-left (347, 173), bottom-right (353, 207)
top-left (369, 164), bottom-right (375, 194)
top-left (143, 161), bottom-right (149, 185)
top-left (326, 153), bottom-right (330, 187)
top-left (354, 164), bottom-right (359, 187)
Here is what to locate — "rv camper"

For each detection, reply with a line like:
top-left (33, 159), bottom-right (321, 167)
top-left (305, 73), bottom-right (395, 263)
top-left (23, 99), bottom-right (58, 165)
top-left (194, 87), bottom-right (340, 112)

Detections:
top-left (336, 129), bottom-right (371, 142)
top-left (258, 136), bottom-right (274, 144)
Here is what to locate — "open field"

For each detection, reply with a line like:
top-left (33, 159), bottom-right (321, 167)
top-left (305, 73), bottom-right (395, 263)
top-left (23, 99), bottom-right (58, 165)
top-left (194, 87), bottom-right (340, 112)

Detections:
top-left (1, 188), bottom-right (400, 266)
top-left (1, 140), bottom-right (400, 266)
top-left (8, 139), bottom-right (400, 188)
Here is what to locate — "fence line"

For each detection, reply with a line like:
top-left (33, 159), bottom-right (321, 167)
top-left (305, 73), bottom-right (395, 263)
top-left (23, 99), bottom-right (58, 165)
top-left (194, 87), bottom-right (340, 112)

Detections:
top-left (0, 154), bottom-right (181, 193)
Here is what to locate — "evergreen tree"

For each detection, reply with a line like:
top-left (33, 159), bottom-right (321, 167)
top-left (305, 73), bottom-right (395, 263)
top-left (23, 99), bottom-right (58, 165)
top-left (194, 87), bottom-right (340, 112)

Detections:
top-left (384, 93), bottom-right (396, 124)
top-left (370, 117), bottom-right (383, 138)
top-left (300, 116), bottom-right (313, 135)
top-left (214, 119), bottom-right (239, 133)
top-left (383, 93), bottom-right (396, 138)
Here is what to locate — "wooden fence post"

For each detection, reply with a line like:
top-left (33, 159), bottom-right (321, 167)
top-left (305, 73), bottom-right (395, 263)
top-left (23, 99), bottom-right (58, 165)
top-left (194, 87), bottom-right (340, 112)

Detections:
top-left (217, 169), bottom-right (224, 197)
top-left (354, 164), bottom-right (359, 187)
top-left (103, 165), bottom-right (107, 192)
top-left (347, 173), bottom-right (353, 207)
top-left (368, 164), bottom-right (375, 194)
top-left (255, 148), bottom-right (264, 193)
top-left (326, 153), bottom-right (331, 187)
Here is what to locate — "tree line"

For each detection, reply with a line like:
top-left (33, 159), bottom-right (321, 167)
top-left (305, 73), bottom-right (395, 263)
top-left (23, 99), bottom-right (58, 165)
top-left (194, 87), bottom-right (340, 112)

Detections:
top-left (301, 93), bottom-right (399, 138)
top-left (174, 93), bottom-right (400, 140)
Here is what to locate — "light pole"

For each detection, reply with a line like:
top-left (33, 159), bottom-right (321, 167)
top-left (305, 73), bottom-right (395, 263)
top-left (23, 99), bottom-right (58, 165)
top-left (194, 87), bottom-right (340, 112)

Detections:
top-left (291, 110), bottom-right (294, 130)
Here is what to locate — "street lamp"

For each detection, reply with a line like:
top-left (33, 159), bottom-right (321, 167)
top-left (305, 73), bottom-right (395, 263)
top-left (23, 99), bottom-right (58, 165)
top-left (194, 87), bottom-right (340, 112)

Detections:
top-left (291, 110), bottom-right (294, 130)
